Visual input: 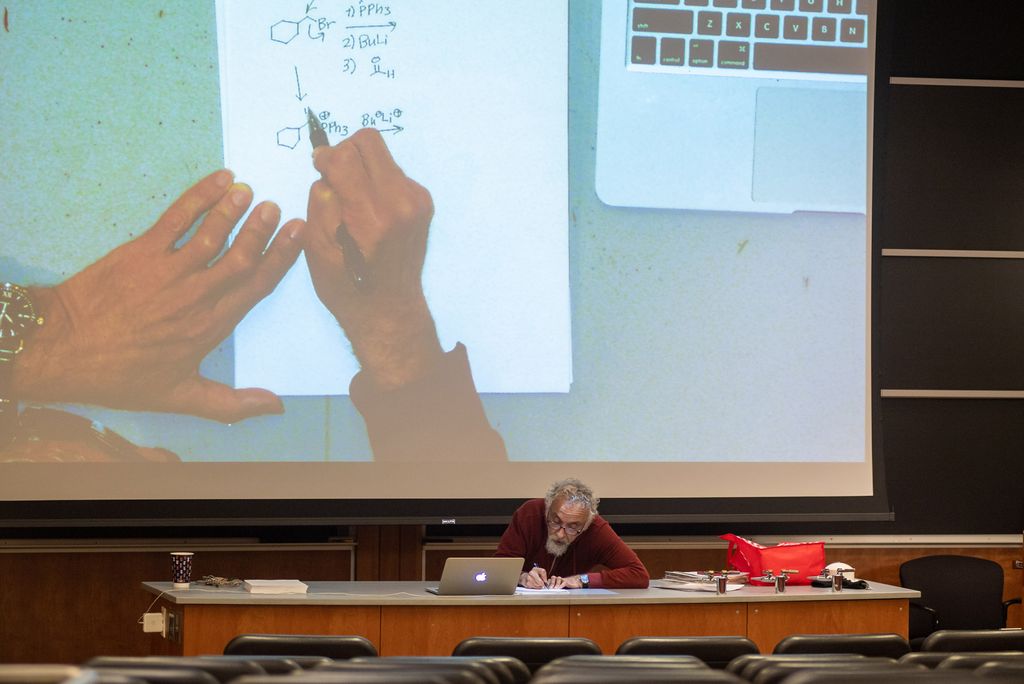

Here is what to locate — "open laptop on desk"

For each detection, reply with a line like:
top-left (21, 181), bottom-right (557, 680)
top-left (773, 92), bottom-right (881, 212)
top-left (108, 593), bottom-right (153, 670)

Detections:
top-left (426, 557), bottom-right (524, 596)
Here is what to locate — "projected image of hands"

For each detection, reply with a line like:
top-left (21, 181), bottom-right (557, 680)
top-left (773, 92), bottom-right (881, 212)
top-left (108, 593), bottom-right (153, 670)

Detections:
top-left (305, 128), bottom-right (442, 392)
top-left (3, 171), bottom-right (305, 460)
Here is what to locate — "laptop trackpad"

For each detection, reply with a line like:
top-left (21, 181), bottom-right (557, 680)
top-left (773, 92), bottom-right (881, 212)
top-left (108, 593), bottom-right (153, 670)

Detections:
top-left (752, 87), bottom-right (866, 208)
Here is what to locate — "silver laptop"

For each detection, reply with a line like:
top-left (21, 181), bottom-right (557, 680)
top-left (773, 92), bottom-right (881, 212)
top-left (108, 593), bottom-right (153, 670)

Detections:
top-left (595, 0), bottom-right (874, 214)
top-left (426, 557), bottom-right (524, 596)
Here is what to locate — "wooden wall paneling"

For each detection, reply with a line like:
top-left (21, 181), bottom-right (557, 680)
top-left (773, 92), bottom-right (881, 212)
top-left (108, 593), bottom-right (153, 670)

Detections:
top-left (354, 526), bottom-right (381, 580)
top-left (380, 605), bottom-right (568, 656)
top-left (746, 599), bottom-right (908, 654)
top-left (176, 603), bottom-right (381, 657)
top-left (569, 603), bottom-right (746, 655)
top-left (399, 525), bottom-right (424, 580)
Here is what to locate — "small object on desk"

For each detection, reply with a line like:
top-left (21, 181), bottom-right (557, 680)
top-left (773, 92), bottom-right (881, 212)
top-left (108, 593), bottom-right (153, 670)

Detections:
top-left (170, 551), bottom-right (193, 590)
top-left (663, 570), bottom-right (748, 585)
top-left (306, 107), bottom-right (373, 293)
top-left (243, 579), bottom-right (309, 594)
top-left (658, 580), bottom-right (744, 593)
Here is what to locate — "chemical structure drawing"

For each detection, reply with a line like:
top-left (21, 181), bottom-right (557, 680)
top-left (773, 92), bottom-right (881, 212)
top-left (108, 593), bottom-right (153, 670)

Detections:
top-left (275, 108), bottom-right (402, 150)
top-left (276, 110), bottom-right (350, 150)
top-left (270, 15), bottom-right (337, 44)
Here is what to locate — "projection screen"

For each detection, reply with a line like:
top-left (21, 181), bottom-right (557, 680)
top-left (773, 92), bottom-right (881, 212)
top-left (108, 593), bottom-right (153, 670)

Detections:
top-left (0, 0), bottom-right (887, 525)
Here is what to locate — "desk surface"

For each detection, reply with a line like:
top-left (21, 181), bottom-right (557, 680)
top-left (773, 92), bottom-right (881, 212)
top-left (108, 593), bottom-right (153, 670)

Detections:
top-left (143, 579), bottom-right (918, 607)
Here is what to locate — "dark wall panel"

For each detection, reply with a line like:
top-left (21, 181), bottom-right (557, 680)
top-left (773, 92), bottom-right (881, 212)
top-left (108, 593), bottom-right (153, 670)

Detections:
top-left (878, 257), bottom-right (1024, 388)
top-left (878, 86), bottom-right (1024, 250)
top-left (886, 0), bottom-right (1024, 81)
top-left (878, 399), bottom-right (1024, 533)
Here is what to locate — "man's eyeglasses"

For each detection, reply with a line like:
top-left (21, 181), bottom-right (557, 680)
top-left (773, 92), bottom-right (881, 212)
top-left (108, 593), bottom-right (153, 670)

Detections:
top-left (546, 519), bottom-right (584, 536)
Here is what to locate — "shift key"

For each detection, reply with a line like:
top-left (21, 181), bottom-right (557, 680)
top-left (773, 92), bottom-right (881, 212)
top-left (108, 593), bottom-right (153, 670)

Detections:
top-left (753, 43), bottom-right (868, 74)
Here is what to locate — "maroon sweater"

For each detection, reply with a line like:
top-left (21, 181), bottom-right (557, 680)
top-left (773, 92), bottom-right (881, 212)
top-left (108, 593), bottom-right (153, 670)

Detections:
top-left (494, 499), bottom-right (650, 588)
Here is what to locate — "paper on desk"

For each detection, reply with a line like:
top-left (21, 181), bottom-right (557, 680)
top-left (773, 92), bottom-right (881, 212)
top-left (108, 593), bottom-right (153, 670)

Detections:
top-left (515, 587), bottom-right (567, 594)
top-left (243, 579), bottom-right (309, 594)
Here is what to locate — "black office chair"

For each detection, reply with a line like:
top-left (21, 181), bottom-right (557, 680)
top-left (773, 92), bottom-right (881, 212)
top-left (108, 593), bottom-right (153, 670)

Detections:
top-left (973, 661), bottom-right (1024, 679)
top-left (726, 654), bottom-right (869, 680)
top-left (317, 657), bottom-right (499, 684)
top-left (745, 658), bottom-right (905, 684)
top-left (85, 656), bottom-right (262, 683)
top-left (349, 656), bottom-right (530, 684)
top-left (934, 651), bottom-right (1024, 670)
top-left (772, 633), bottom-right (910, 658)
top-left (616, 636), bottom-right (759, 668)
top-left (898, 555), bottom-right (1021, 649)
top-left (222, 633), bottom-right (378, 659)
top-left (452, 636), bottom-right (602, 674)
top-left (920, 629), bottom-right (1024, 653)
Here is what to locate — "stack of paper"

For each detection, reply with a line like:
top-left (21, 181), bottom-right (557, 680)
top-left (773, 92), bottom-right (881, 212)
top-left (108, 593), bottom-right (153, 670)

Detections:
top-left (243, 579), bottom-right (308, 594)
top-left (664, 570), bottom-right (748, 583)
top-left (658, 580), bottom-right (746, 593)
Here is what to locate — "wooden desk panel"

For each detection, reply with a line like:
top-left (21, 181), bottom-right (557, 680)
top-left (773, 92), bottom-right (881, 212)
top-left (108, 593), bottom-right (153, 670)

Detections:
top-left (746, 599), bottom-right (908, 653)
top-left (570, 603), bottom-right (746, 654)
top-left (381, 605), bottom-right (568, 655)
top-left (176, 604), bottom-right (381, 656)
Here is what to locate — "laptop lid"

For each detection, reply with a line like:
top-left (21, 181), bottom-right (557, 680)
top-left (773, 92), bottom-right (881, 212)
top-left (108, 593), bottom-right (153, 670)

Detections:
top-left (426, 557), bottom-right (524, 596)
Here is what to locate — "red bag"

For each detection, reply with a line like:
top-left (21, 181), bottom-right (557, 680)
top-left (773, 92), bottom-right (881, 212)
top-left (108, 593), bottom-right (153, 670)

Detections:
top-left (721, 533), bottom-right (825, 586)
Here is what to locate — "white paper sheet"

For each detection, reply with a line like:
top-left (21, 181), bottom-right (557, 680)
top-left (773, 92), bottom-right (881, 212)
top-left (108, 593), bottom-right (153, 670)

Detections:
top-left (215, 1), bottom-right (571, 395)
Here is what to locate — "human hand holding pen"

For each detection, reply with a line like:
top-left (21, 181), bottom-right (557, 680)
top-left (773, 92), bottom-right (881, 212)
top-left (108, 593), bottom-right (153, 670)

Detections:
top-left (520, 564), bottom-right (549, 589)
top-left (304, 127), bottom-right (444, 390)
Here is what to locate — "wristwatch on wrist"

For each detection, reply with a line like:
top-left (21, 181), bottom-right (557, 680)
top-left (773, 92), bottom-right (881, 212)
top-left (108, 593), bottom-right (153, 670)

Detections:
top-left (579, 573), bottom-right (590, 589)
top-left (0, 283), bottom-right (44, 446)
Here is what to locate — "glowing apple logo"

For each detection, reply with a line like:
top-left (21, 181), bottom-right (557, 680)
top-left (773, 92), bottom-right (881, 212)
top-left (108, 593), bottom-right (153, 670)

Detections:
top-left (474, 571), bottom-right (488, 582)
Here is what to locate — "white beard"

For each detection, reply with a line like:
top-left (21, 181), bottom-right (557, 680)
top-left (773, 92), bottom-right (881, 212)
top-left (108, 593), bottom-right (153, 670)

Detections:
top-left (546, 536), bottom-right (569, 557)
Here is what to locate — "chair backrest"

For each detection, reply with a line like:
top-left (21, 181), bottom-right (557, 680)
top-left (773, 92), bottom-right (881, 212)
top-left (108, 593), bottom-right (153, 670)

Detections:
top-left (772, 633), bottom-right (910, 658)
top-left (452, 636), bottom-right (601, 673)
top-left (748, 659), bottom-right (903, 684)
top-left (616, 636), bottom-right (759, 668)
top-left (85, 656), bottom-right (262, 682)
top-left (350, 656), bottom-right (529, 684)
top-left (222, 633), bottom-right (378, 659)
top-left (729, 654), bottom-right (868, 680)
top-left (318, 658), bottom-right (497, 684)
top-left (898, 652), bottom-right (960, 668)
top-left (899, 555), bottom-right (1006, 631)
top-left (920, 629), bottom-right (1024, 653)
top-left (0, 665), bottom-right (88, 683)
top-left (934, 651), bottom-right (1024, 669)
top-left (973, 661), bottom-right (1024, 678)
top-left (530, 668), bottom-right (744, 683)
top-left (86, 667), bottom-right (219, 684)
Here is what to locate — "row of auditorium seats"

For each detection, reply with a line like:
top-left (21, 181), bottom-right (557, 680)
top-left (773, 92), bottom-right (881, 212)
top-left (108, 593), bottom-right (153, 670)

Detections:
top-left (1, 629), bottom-right (1022, 683)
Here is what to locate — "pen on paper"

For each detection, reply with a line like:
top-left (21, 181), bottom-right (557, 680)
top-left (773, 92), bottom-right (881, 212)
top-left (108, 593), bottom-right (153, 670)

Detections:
top-left (306, 108), bottom-right (373, 293)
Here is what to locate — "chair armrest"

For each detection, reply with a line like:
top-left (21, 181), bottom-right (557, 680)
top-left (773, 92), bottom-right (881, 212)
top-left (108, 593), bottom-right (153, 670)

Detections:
top-left (1001, 596), bottom-right (1021, 625)
top-left (908, 600), bottom-right (939, 639)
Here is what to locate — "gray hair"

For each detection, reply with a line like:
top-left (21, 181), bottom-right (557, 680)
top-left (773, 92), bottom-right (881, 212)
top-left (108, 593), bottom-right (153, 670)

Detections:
top-left (544, 478), bottom-right (600, 517)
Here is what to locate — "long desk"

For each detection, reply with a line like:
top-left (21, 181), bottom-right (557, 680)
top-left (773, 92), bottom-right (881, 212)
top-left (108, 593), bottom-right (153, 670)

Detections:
top-left (143, 580), bottom-right (919, 657)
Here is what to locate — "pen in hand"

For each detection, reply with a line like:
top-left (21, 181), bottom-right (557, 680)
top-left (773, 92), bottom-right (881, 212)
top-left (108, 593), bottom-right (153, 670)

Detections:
top-left (306, 108), bottom-right (373, 293)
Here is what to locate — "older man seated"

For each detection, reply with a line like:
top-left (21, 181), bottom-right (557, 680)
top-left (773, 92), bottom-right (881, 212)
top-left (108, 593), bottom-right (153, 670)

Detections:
top-left (495, 478), bottom-right (650, 589)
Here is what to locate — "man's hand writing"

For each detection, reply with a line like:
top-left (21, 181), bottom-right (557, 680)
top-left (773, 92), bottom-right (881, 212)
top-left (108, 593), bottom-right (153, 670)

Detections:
top-left (520, 566), bottom-right (549, 589)
top-left (305, 127), bottom-right (443, 390)
top-left (13, 169), bottom-right (304, 423)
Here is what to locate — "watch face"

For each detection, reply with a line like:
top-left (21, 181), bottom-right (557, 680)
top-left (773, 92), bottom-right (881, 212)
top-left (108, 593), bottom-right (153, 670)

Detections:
top-left (0, 283), bottom-right (40, 351)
